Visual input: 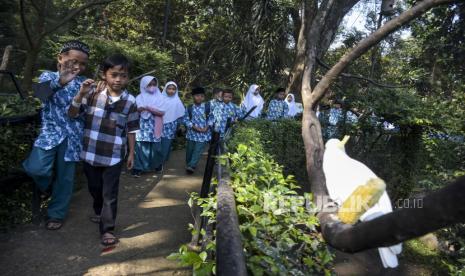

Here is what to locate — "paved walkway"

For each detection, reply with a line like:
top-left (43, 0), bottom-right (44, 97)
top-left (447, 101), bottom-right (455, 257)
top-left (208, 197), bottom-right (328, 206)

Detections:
top-left (0, 150), bottom-right (205, 276)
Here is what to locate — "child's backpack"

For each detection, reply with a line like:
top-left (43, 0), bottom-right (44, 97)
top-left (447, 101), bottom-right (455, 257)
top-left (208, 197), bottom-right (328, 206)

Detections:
top-left (187, 102), bottom-right (211, 120)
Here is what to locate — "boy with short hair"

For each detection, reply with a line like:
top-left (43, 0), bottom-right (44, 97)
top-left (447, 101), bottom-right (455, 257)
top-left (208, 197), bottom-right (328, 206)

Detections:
top-left (184, 86), bottom-right (214, 174)
top-left (68, 53), bottom-right (139, 246)
top-left (23, 40), bottom-right (90, 230)
top-left (213, 88), bottom-right (243, 139)
top-left (209, 87), bottom-right (223, 113)
top-left (266, 87), bottom-right (289, 121)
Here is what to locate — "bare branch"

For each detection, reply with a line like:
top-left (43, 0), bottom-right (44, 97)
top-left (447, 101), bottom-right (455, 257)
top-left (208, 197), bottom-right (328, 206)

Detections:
top-left (311, 0), bottom-right (458, 108)
top-left (19, 0), bottom-right (34, 49)
top-left (29, 0), bottom-right (41, 13)
top-left (316, 58), bottom-right (411, 89)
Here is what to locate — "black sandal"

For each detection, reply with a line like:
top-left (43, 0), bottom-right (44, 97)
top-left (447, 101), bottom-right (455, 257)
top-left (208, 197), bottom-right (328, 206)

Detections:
top-left (101, 232), bottom-right (119, 246)
top-left (45, 218), bottom-right (63, 230)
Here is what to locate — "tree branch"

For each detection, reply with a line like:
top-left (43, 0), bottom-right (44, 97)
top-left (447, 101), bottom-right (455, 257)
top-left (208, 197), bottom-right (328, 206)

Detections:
top-left (19, 0), bottom-right (34, 49)
top-left (311, 0), bottom-right (458, 109)
top-left (29, 0), bottom-right (41, 13)
top-left (40, 0), bottom-right (116, 39)
top-left (317, 58), bottom-right (411, 88)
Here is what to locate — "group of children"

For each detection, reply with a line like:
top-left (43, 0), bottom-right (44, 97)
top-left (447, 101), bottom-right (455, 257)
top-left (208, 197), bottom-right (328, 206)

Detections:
top-left (22, 40), bottom-right (298, 247)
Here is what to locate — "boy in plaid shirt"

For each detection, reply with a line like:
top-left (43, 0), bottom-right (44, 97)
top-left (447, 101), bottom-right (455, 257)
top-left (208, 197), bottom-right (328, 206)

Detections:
top-left (69, 54), bottom-right (139, 246)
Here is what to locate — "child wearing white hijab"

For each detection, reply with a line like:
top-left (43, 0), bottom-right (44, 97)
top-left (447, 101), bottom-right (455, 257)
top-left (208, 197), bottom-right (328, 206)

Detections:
top-left (285, 93), bottom-right (298, 117)
top-left (133, 76), bottom-right (166, 177)
top-left (160, 81), bottom-right (185, 165)
top-left (241, 84), bottom-right (264, 119)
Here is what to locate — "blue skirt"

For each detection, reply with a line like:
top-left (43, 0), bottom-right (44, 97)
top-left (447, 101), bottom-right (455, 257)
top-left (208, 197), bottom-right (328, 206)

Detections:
top-left (134, 141), bottom-right (162, 171)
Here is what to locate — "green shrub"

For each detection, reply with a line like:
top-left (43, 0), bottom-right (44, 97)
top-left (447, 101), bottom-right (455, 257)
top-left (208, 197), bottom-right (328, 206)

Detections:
top-left (170, 122), bottom-right (333, 275)
top-left (228, 119), bottom-right (309, 191)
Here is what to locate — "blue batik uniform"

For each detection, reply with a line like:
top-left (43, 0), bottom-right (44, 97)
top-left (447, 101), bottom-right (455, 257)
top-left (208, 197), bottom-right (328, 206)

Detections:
top-left (162, 118), bottom-right (182, 139)
top-left (136, 117), bottom-right (162, 142)
top-left (210, 99), bottom-right (223, 114)
top-left (266, 99), bottom-right (289, 121)
top-left (319, 107), bottom-right (358, 140)
top-left (23, 71), bottom-right (84, 220)
top-left (160, 118), bottom-right (183, 162)
top-left (214, 102), bottom-right (243, 139)
top-left (183, 103), bottom-right (214, 169)
top-left (134, 115), bottom-right (163, 172)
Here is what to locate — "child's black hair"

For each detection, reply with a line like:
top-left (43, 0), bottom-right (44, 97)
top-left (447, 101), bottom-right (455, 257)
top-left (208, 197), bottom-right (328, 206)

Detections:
top-left (101, 53), bottom-right (131, 73)
top-left (60, 40), bottom-right (90, 56)
top-left (275, 87), bottom-right (286, 94)
top-left (212, 87), bottom-right (223, 95)
top-left (192, 86), bottom-right (206, 95)
top-left (223, 88), bottom-right (234, 95)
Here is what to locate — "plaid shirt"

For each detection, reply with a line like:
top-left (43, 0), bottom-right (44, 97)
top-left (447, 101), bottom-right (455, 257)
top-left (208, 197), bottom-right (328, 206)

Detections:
top-left (80, 89), bottom-right (139, 166)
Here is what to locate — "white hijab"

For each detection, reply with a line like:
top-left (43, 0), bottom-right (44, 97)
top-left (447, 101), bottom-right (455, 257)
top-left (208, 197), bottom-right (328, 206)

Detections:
top-left (136, 76), bottom-right (165, 119)
top-left (161, 81), bottom-right (185, 124)
top-left (286, 93), bottom-right (298, 117)
top-left (242, 84), bottom-right (264, 118)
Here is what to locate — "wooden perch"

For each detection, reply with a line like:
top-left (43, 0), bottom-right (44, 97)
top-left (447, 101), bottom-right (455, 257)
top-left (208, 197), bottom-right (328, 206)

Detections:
top-left (318, 176), bottom-right (465, 252)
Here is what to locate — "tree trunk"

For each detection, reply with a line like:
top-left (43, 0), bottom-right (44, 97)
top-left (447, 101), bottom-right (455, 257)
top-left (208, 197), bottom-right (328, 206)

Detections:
top-left (293, 0), bottom-right (460, 253)
top-left (301, 107), bottom-right (327, 195)
top-left (0, 45), bottom-right (13, 71)
top-left (22, 47), bottom-right (40, 92)
top-left (286, 0), bottom-right (316, 100)
top-left (162, 0), bottom-right (171, 47)
top-left (0, 45), bottom-right (13, 86)
top-left (287, 0), bottom-right (360, 100)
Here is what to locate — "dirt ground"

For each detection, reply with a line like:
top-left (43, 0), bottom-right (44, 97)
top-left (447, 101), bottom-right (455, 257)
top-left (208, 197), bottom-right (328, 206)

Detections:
top-left (0, 150), bottom-right (205, 276)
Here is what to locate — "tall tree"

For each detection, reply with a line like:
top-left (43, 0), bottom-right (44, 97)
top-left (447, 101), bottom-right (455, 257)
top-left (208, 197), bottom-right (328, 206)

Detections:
top-left (19, 0), bottom-right (115, 90)
top-left (292, 0), bottom-right (460, 250)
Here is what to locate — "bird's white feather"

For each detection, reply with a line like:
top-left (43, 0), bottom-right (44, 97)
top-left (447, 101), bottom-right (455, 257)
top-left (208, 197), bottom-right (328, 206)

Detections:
top-left (323, 138), bottom-right (402, 268)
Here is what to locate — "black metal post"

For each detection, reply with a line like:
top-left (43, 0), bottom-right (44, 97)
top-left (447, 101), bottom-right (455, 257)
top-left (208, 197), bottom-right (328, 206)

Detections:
top-left (200, 131), bottom-right (220, 198)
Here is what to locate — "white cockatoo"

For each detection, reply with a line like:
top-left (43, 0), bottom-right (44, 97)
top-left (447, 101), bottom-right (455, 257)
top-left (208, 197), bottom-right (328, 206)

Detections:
top-left (323, 136), bottom-right (402, 268)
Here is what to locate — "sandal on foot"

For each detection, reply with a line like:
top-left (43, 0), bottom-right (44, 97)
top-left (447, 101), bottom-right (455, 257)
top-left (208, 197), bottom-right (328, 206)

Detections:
top-left (101, 232), bottom-right (119, 246)
top-left (45, 219), bottom-right (63, 230)
top-left (89, 215), bottom-right (101, 224)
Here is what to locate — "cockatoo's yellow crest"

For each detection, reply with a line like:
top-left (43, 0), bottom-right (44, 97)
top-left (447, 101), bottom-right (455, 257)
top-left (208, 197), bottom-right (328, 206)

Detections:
top-left (337, 135), bottom-right (350, 150)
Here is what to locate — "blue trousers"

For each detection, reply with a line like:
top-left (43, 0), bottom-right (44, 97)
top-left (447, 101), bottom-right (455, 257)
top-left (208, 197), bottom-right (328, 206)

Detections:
top-left (186, 140), bottom-right (207, 169)
top-left (22, 139), bottom-right (76, 220)
top-left (134, 141), bottom-right (162, 171)
top-left (161, 137), bottom-right (173, 163)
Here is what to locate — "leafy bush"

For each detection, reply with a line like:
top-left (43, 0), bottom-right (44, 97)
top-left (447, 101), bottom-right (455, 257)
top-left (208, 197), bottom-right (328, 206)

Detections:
top-left (228, 141), bottom-right (333, 275)
top-left (228, 119), bottom-right (309, 191)
top-left (0, 95), bottom-right (40, 118)
top-left (170, 123), bottom-right (333, 275)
